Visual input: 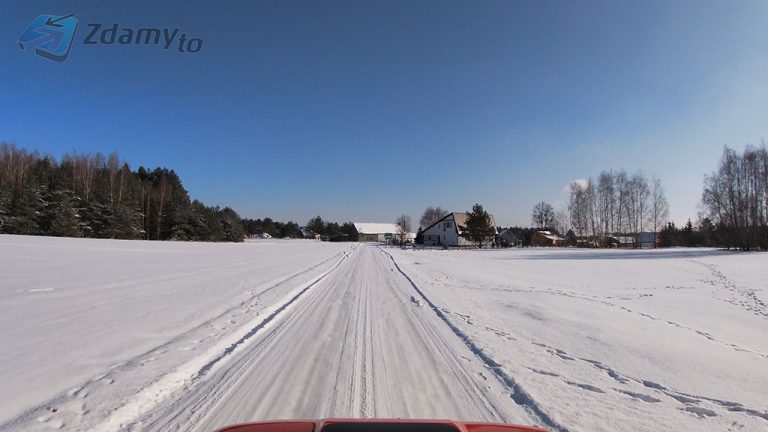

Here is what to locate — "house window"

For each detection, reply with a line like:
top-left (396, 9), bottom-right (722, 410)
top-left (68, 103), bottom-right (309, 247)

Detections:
top-left (446, 222), bottom-right (452, 228)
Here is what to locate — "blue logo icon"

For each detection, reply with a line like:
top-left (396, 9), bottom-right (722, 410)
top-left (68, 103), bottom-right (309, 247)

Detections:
top-left (18, 13), bottom-right (79, 62)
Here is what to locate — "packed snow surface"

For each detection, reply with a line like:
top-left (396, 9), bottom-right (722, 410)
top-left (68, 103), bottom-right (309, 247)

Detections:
top-left (0, 235), bottom-right (766, 432)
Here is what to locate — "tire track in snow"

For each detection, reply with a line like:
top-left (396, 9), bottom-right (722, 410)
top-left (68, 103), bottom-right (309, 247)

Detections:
top-left (92, 246), bottom-right (358, 431)
top-left (130, 244), bottom-right (516, 431)
top-left (379, 248), bottom-right (567, 432)
top-left (376, 257), bottom-right (507, 422)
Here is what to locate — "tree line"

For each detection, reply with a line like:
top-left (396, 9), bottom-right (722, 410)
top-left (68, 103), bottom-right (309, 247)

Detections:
top-left (701, 144), bottom-right (768, 250)
top-left (567, 170), bottom-right (669, 246)
top-left (305, 216), bottom-right (358, 241)
top-left (242, 218), bottom-right (301, 239)
top-left (528, 171), bottom-right (670, 248)
top-left (4, 142), bottom-right (765, 250)
top-left (528, 143), bottom-right (767, 251)
top-left (0, 143), bottom-right (244, 241)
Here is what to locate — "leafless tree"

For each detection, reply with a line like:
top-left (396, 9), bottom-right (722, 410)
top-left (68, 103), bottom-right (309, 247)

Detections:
top-left (0, 143), bottom-right (37, 189)
top-left (633, 172), bottom-right (650, 240)
top-left (64, 152), bottom-right (105, 203)
top-left (702, 144), bottom-right (768, 250)
top-left (597, 171), bottom-right (615, 237)
top-left (615, 170), bottom-right (629, 234)
top-left (569, 179), bottom-right (597, 242)
top-left (618, 172), bottom-right (651, 248)
top-left (531, 201), bottom-right (555, 229)
top-left (650, 174), bottom-right (670, 247)
top-left (154, 175), bottom-right (171, 240)
top-left (106, 153), bottom-right (120, 208)
top-left (420, 206), bottom-right (447, 228)
top-left (553, 206), bottom-right (571, 236)
top-left (116, 163), bottom-right (132, 205)
top-left (395, 214), bottom-right (412, 244)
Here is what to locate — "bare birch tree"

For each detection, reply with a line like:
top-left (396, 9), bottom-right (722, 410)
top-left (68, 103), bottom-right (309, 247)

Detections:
top-left (651, 174), bottom-right (670, 247)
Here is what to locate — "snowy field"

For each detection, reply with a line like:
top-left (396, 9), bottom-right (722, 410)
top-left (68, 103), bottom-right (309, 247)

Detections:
top-left (387, 246), bottom-right (768, 432)
top-left (0, 235), bottom-right (766, 432)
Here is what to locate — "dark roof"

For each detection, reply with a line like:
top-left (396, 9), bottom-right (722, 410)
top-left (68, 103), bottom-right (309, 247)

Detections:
top-left (422, 212), bottom-right (498, 235)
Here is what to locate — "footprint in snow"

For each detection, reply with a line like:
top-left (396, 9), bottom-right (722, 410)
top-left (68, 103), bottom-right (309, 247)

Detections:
top-left (681, 406), bottom-right (717, 418)
top-left (616, 389), bottom-right (661, 403)
top-left (566, 381), bottom-right (605, 393)
top-left (666, 393), bottom-right (700, 404)
top-left (642, 380), bottom-right (666, 390)
top-left (529, 368), bottom-right (559, 377)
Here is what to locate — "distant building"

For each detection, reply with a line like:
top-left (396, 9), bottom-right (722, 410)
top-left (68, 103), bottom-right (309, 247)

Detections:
top-left (605, 233), bottom-right (658, 249)
top-left (607, 235), bottom-right (635, 248)
top-left (638, 232), bottom-right (658, 248)
top-left (531, 230), bottom-right (563, 247)
top-left (564, 229), bottom-right (598, 248)
top-left (422, 212), bottom-right (497, 247)
top-left (300, 226), bottom-right (320, 240)
top-left (353, 223), bottom-right (401, 242)
top-left (497, 228), bottom-right (522, 247)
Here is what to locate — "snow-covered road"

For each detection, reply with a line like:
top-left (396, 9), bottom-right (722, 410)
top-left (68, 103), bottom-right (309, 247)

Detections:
top-left (137, 245), bottom-right (536, 431)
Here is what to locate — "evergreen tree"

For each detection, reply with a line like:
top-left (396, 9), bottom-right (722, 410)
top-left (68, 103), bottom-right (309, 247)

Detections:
top-left (188, 200), bottom-right (212, 240)
top-left (78, 199), bottom-right (110, 238)
top-left (0, 188), bottom-right (11, 233)
top-left (49, 190), bottom-right (82, 237)
top-left (280, 221), bottom-right (301, 238)
top-left (340, 222), bottom-right (358, 241)
top-left (261, 217), bottom-right (278, 237)
top-left (205, 206), bottom-right (225, 241)
top-left (325, 222), bottom-right (342, 240)
top-left (307, 216), bottom-right (325, 236)
top-left (6, 185), bottom-right (44, 235)
top-left (459, 203), bottom-right (496, 248)
top-left (0, 145), bottom-right (246, 242)
top-left (220, 207), bottom-right (245, 242)
top-left (415, 227), bottom-right (424, 244)
top-left (106, 204), bottom-right (144, 239)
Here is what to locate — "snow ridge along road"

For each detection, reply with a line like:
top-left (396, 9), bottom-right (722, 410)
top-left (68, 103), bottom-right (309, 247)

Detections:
top-left (129, 245), bottom-right (537, 431)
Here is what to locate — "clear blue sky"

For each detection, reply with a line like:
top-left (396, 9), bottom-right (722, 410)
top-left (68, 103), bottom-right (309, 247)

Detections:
top-left (1, 1), bottom-right (766, 227)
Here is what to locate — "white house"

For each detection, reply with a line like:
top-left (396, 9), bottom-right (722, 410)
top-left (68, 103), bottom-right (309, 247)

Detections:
top-left (421, 212), bottom-right (497, 247)
top-left (353, 222), bottom-right (402, 242)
